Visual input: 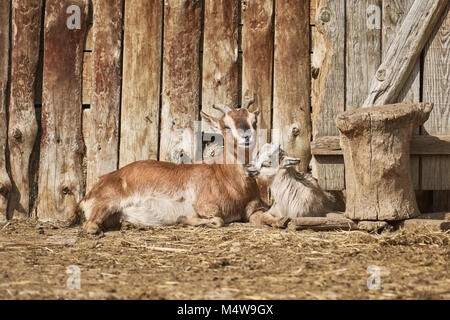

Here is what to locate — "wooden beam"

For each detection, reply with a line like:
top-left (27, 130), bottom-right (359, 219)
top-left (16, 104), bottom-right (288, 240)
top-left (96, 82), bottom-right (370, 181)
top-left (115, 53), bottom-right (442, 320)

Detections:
top-left (8, 0), bottom-right (43, 219)
top-left (159, 0), bottom-right (202, 163)
top-left (273, 0), bottom-right (311, 172)
top-left (119, 0), bottom-right (162, 167)
top-left (311, 0), bottom-right (345, 190)
top-left (37, 0), bottom-right (89, 221)
top-left (202, 0), bottom-right (239, 118)
top-left (85, 0), bottom-right (123, 191)
top-left (363, 0), bottom-right (448, 107)
top-left (311, 135), bottom-right (450, 156)
top-left (0, 0), bottom-right (10, 221)
top-left (289, 216), bottom-right (358, 231)
top-left (422, 4), bottom-right (450, 192)
top-left (346, 0), bottom-right (382, 110)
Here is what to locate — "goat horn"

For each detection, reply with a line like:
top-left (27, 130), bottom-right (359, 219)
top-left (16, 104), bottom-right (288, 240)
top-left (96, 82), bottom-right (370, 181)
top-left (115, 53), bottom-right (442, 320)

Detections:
top-left (212, 104), bottom-right (232, 114)
top-left (241, 98), bottom-right (255, 109)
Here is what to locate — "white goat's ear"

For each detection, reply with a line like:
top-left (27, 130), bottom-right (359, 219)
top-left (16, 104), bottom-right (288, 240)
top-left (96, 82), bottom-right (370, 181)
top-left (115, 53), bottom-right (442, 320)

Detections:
top-left (280, 156), bottom-right (301, 168)
top-left (201, 111), bottom-right (221, 132)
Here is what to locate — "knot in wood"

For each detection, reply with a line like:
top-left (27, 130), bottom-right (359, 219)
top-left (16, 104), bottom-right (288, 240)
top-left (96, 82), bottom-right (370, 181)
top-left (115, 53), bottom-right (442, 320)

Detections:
top-left (291, 126), bottom-right (300, 137)
top-left (13, 128), bottom-right (23, 142)
top-left (311, 66), bottom-right (320, 79)
top-left (61, 186), bottom-right (73, 196)
top-left (376, 69), bottom-right (386, 81)
top-left (319, 8), bottom-right (331, 23)
top-left (0, 182), bottom-right (10, 196)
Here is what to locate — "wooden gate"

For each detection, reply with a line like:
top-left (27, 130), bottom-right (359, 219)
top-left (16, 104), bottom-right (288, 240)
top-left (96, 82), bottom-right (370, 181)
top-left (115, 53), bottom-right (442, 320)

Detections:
top-left (0, 0), bottom-right (449, 222)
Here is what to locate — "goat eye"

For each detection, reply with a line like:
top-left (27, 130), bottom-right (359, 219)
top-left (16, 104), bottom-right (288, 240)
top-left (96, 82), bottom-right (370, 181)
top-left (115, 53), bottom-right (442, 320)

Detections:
top-left (262, 161), bottom-right (271, 167)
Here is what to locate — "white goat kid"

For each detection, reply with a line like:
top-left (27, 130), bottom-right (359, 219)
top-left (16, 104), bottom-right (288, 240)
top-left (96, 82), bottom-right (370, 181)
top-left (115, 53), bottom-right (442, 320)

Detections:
top-left (246, 144), bottom-right (345, 218)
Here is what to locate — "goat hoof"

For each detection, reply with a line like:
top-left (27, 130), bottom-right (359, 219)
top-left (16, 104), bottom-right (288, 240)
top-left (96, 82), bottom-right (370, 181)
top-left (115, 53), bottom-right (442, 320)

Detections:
top-left (207, 217), bottom-right (224, 228)
top-left (275, 217), bottom-right (290, 229)
top-left (176, 216), bottom-right (187, 225)
top-left (83, 221), bottom-right (102, 235)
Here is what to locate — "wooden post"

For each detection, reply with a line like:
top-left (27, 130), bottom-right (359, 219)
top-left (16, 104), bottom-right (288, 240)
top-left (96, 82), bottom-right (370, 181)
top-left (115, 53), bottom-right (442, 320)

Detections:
top-left (202, 0), bottom-right (239, 118)
top-left (241, 0), bottom-right (273, 133)
top-left (336, 103), bottom-right (433, 221)
top-left (7, 0), bottom-right (43, 219)
top-left (273, 0), bottom-right (311, 172)
top-left (0, 1), bottom-right (11, 221)
top-left (422, 4), bottom-right (450, 199)
top-left (37, 0), bottom-right (89, 221)
top-left (119, 0), bottom-right (162, 167)
top-left (346, 0), bottom-right (382, 110)
top-left (86, 0), bottom-right (123, 190)
top-left (160, 0), bottom-right (202, 163)
top-left (242, 0), bottom-right (274, 202)
top-left (311, 0), bottom-right (345, 190)
top-left (363, 0), bottom-right (448, 107)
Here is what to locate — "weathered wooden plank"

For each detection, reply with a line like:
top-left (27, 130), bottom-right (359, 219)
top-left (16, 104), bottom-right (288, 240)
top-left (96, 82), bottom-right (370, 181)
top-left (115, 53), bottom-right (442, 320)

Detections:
top-left (0, 1), bottom-right (11, 221)
top-left (289, 216), bottom-right (358, 231)
top-left (241, 0), bottom-right (273, 133)
top-left (202, 0), bottom-right (239, 119)
top-left (273, 0), bottom-right (311, 172)
top-left (382, 0), bottom-right (421, 189)
top-left (119, 0), bottom-right (162, 167)
top-left (85, 0), bottom-right (123, 191)
top-left (422, 4), bottom-right (450, 191)
top-left (311, 135), bottom-right (450, 156)
top-left (37, 0), bottom-right (89, 221)
top-left (310, 0), bottom-right (319, 25)
top-left (364, 0), bottom-right (448, 107)
top-left (8, 0), bottom-right (43, 219)
top-left (159, 0), bottom-right (202, 163)
top-left (311, 0), bottom-right (345, 190)
top-left (346, 0), bottom-right (382, 110)
top-left (242, 0), bottom-right (274, 202)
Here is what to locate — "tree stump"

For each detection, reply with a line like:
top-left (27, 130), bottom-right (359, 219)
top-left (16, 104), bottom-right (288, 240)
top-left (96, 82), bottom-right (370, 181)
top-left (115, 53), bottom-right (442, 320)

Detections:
top-left (336, 103), bottom-right (433, 221)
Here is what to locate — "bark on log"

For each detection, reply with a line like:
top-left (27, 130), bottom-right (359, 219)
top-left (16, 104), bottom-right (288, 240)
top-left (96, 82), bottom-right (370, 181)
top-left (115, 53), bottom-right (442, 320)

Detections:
top-left (8, 0), bottom-right (43, 219)
top-left (86, 0), bottom-right (123, 191)
top-left (336, 103), bottom-right (433, 221)
top-left (363, 0), bottom-right (448, 107)
top-left (160, 0), bottom-right (202, 163)
top-left (289, 216), bottom-right (357, 231)
top-left (0, 1), bottom-right (11, 221)
top-left (37, 0), bottom-right (89, 221)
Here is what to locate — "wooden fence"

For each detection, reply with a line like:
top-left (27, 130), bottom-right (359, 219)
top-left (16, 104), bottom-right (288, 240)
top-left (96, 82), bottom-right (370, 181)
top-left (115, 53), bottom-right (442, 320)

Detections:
top-left (0, 0), bottom-right (449, 222)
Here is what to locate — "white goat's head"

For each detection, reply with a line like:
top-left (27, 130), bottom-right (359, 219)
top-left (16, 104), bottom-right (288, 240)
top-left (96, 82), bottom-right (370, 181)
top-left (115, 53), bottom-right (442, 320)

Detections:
top-left (246, 143), bottom-right (301, 181)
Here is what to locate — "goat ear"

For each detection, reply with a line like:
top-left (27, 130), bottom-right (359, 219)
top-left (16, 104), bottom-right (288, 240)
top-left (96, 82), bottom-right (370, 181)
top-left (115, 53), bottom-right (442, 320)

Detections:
top-left (201, 111), bottom-right (221, 132)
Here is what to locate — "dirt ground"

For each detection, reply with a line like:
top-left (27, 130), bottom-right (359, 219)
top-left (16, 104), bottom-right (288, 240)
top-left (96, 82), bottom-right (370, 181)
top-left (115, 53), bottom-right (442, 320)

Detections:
top-left (0, 219), bottom-right (448, 300)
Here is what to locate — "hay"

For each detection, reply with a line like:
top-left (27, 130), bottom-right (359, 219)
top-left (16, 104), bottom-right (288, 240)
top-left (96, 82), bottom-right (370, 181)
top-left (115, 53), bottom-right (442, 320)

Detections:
top-left (0, 220), bottom-right (448, 299)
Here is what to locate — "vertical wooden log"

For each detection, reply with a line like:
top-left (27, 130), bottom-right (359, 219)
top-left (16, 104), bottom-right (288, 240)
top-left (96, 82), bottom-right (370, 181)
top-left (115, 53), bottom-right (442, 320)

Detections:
top-left (242, 0), bottom-right (273, 136)
top-left (0, 1), bottom-right (11, 221)
top-left (7, 0), bottom-right (42, 219)
top-left (311, 0), bottom-right (345, 190)
top-left (346, 0), bottom-right (382, 110)
top-left (273, 0), bottom-right (311, 172)
top-left (37, 0), bottom-right (88, 221)
top-left (86, 0), bottom-right (123, 191)
top-left (422, 5), bottom-right (450, 209)
top-left (119, 0), bottom-right (162, 167)
top-left (382, 0), bottom-right (421, 190)
top-left (202, 0), bottom-right (239, 118)
top-left (160, 0), bottom-right (202, 163)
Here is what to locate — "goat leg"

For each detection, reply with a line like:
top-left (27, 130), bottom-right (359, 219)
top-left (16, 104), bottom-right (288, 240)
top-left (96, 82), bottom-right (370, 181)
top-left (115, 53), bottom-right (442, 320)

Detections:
top-left (177, 215), bottom-right (224, 228)
top-left (248, 210), bottom-right (290, 229)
